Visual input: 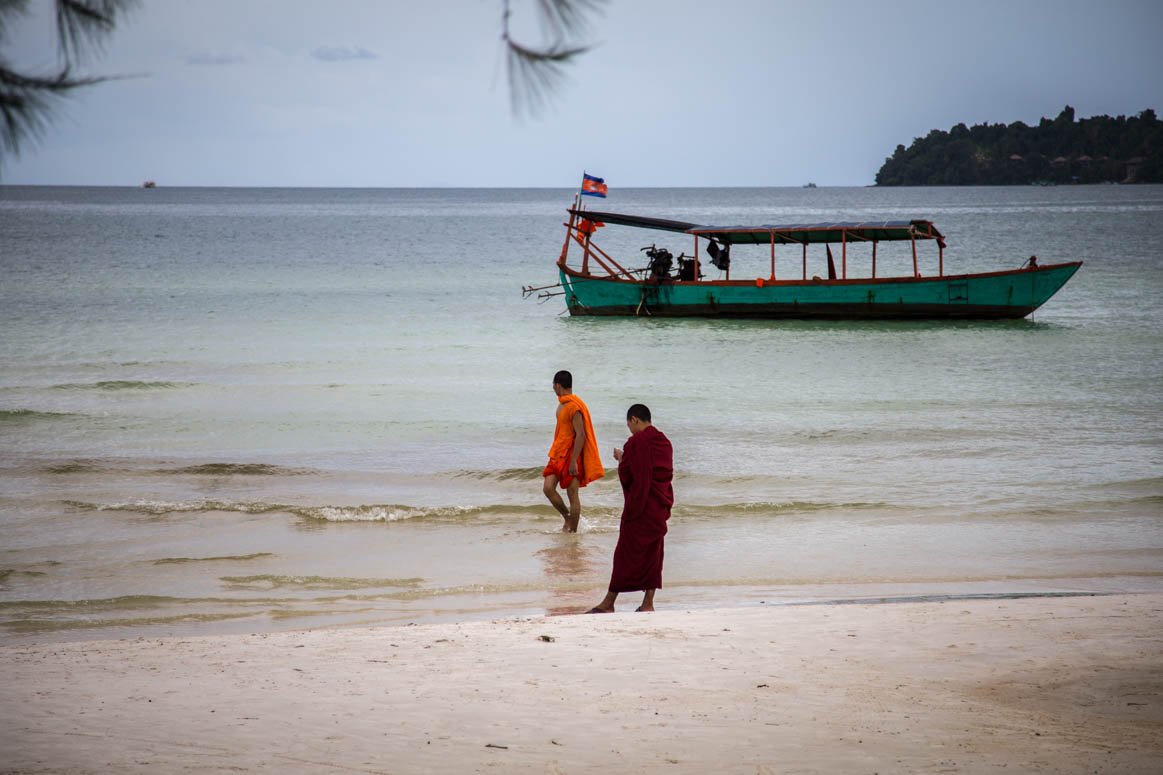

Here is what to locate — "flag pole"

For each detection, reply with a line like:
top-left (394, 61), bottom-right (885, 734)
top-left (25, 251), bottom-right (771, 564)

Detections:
top-left (578, 171), bottom-right (590, 273)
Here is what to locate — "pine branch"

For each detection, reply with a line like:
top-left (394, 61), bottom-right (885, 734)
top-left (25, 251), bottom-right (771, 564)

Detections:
top-left (0, 0), bottom-right (135, 167)
top-left (502, 0), bottom-right (604, 118)
top-left (56, 0), bottom-right (127, 65)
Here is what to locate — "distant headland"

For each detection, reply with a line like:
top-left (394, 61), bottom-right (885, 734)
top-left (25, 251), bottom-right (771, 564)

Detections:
top-left (875, 106), bottom-right (1161, 186)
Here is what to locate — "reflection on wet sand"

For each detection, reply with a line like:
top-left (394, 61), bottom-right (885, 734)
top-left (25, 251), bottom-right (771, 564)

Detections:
top-left (537, 535), bottom-right (604, 616)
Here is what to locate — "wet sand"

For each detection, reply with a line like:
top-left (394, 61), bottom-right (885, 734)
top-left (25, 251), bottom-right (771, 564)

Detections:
top-left (2, 593), bottom-right (1160, 774)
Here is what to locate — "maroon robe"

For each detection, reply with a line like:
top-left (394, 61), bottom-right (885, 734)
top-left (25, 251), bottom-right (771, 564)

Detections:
top-left (609, 425), bottom-right (674, 593)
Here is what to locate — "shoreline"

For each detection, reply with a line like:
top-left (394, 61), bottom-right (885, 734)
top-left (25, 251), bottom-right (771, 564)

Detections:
top-left (3, 592), bottom-right (1160, 773)
top-left (7, 577), bottom-right (1160, 647)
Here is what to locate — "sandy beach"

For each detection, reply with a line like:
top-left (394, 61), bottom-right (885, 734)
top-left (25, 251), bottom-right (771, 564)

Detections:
top-left (2, 593), bottom-right (1160, 774)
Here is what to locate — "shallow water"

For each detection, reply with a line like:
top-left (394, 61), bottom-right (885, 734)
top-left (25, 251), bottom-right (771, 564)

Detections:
top-left (1, 184), bottom-right (1160, 642)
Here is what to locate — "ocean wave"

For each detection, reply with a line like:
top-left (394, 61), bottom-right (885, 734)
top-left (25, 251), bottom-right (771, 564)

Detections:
top-left (0, 594), bottom-right (210, 612)
top-left (456, 466), bottom-right (547, 481)
top-left (59, 498), bottom-right (573, 522)
top-left (455, 466), bottom-right (621, 482)
top-left (164, 463), bottom-right (311, 476)
top-left (42, 461), bottom-right (313, 477)
top-left (673, 500), bottom-right (892, 518)
top-left (218, 574), bottom-right (424, 591)
top-left (59, 497), bottom-right (889, 522)
top-left (63, 499), bottom-right (287, 516)
top-left (50, 380), bottom-right (193, 390)
top-left (0, 569), bottom-right (48, 583)
top-left (43, 461), bottom-right (104, 474)
top-left (289, 503), bottom-right (593, 522)
top-left (3, 612), bottom-right (256, 634)
top-left (1091, 476), bottom-right (1163, 491)
top-left (0, 409), bottom-right (78, 424)
top-left (153, 553), bottom-right (275, 565)
top-left (975, 498), bottom-right (1163, 520)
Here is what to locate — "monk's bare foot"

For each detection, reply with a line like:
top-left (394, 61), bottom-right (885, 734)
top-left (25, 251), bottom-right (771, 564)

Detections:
top-left (635, 605), bottom-right (654, 612)
top-left (586, 606), bottom-right (614, 614)
top-left (561, 521), bottom-right (577, 533)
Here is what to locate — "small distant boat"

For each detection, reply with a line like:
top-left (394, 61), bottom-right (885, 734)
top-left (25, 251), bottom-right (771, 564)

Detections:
top-left (141, 180), bottom-right (156, 188)
top-left (803, 182), bottom-right (817, 188)
top-left (524, 197), bottom-right (1081, 319)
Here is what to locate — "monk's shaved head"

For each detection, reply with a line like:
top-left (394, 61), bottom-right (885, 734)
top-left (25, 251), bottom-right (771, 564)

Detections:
top-left (627, 404), bottom-right (651, 423)
top-left (553, 370), bottom-right (572, 389)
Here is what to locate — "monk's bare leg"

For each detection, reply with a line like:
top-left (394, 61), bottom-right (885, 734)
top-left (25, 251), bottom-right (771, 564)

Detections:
top-left (564, 479), bottom-right (581, 533)
top-left (588, 590), bottom-right (617, 613)
top-left (542, 475), bottom-right (570, 524)
top-left (638, 589), bottom-right (656, 612)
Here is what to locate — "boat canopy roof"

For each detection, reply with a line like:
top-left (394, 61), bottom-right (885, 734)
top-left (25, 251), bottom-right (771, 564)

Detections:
top-left (570, 209), bottom-right (699, 234)
top-left (571, 209), bottom-right (945, 248)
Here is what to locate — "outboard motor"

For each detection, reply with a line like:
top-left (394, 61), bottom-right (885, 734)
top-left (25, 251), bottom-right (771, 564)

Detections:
top-left (676, 255), bottom-right (701, 281)
top-left (641, 244), bottom-right (673, 280)
top-left (707, 240), bottom-right (730, 271)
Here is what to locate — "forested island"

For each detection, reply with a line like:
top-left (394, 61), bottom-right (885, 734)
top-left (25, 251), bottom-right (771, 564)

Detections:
top-left (875, 106), bottom-right (1161, 185)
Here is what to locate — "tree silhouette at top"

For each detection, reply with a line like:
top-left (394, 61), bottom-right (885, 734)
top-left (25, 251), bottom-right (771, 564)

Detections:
top-left (0, 0), bottom-right (137, 169)
top-left (502, 0), bottom-right (604, 118)
top-left (0, 1), bottom-right (602, 172)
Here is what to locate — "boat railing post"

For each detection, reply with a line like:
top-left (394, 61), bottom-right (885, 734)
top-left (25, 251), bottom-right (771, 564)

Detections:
top-left (842, 229), bottom-right (847, 280)
top-left (911, 229), bottom-right (918, 277)
top-left (694, 236), bottom-right (700, 281)
top-left (939, 243), bottom-right (944, 277)
top-left (872, 241), bottom-right (877, 279)
top-left (770, 231), bottom-right (775, 280)
top-left (582, 231), bottom-right (591, 275)
top-left (802, 241), bottom-right (806, 280)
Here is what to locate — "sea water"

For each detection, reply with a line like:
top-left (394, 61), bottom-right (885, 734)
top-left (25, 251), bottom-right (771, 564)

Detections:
top-left (1, 184), bottom-right (1160, 643)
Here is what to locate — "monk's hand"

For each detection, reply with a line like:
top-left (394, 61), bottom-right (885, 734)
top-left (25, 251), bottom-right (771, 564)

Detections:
top-left (613, 447), bottom-right (623, 461)
top-left (569, 458), bottom-right (579, 476)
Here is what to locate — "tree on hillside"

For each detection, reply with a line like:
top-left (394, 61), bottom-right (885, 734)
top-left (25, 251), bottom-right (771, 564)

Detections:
top-left (876, 106), bottom-right (1163, 185)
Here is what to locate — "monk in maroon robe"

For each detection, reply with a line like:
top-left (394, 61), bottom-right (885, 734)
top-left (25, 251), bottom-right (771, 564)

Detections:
top-left (588, 403), bottom-right (673, 613)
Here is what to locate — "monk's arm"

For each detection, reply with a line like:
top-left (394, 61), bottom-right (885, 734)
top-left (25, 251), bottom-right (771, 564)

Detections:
top-left (569, 411), bottom-right (585, 475)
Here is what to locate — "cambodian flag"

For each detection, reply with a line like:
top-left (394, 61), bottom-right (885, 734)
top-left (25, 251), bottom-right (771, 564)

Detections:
top-left (580, 173), bottom-right (607, 197)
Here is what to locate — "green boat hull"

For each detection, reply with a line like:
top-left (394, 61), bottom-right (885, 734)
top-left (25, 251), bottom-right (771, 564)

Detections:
top-left (560, 262), bottom-right (1081, 320)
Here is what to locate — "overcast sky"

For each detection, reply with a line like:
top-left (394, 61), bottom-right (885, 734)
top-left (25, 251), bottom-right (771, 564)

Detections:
top-left (3, 0), bottom-right (1161, 187)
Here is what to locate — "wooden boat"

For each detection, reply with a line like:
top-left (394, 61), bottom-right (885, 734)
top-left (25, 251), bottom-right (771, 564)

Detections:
top-left (528, 199), bottom-right (1082, 319)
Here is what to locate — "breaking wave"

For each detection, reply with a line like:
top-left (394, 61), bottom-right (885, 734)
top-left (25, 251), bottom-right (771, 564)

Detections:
top-left (43, 462), bottom-right (104, 474)
top-left (673, 501), bottom-right (892, 517)
top-left (42, 461), bottom-right (314, 476)
top-left (60, 496), bottom-right (897, 524)
top-left (456, 466), bottom-right (547, 481)
top-left (64, 499), bottom-right (287, 516)
top-left (153, 553), bottom-right (276, 565)
top-left (290, 503), bottom-right (588, 522)
top-left (60, 498), bottom-right (569, 522)
top-left (164, 463), bottom-right (311, 476)
top-left (218, 575), bottom-right (424, 591)
top-left (0, 409), bottom-right (78, 424)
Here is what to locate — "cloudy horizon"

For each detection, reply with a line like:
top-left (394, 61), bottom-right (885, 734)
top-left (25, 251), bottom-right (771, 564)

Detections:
top-left (2, 0), bottom-right (1161, 187)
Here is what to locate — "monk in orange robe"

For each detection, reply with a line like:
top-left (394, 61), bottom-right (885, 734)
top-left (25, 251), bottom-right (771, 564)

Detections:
top-left (588, 403), bottom-right (673, 613)
top-left (542, 370), bottom-right (603, 532)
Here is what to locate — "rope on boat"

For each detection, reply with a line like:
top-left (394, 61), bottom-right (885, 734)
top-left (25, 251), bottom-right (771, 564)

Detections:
top-left (636, 283), bottom-right (653, 317)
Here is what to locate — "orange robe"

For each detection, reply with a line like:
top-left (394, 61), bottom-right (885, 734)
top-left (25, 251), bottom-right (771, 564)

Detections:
top-left (543, 394), bottom-right (604, 488)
